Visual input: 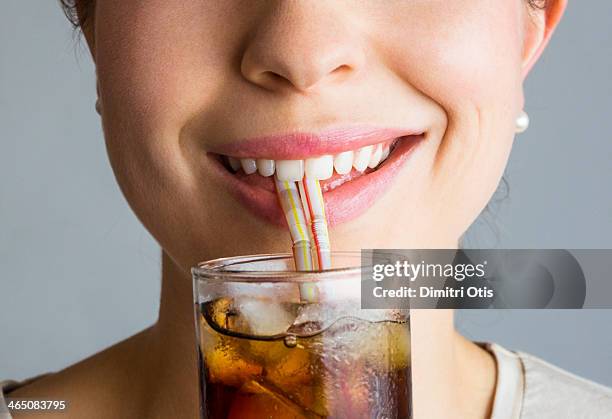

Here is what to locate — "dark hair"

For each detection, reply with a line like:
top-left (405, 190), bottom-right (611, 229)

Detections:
top-left (529, 0), bottom-right (548, 9)
top-left (59, 0), bottom-right (93, 30)
top-left (60, 0), bottom-right (548, 31)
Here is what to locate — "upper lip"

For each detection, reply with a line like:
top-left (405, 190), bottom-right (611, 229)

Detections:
top-left (207, 125), bottom-right (424, 159)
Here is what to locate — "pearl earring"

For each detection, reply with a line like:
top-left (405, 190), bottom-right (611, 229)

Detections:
top-left (95, 76), bottom-right (102, 115)
top-left (515, 110), bottom-right (529, 133)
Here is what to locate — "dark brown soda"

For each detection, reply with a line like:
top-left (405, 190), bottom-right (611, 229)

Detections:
top-left (196, 301), bottom-right (411, 419)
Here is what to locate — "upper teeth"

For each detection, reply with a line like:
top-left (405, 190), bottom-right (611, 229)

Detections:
top-left (226, 142), bottom-right (392, 181)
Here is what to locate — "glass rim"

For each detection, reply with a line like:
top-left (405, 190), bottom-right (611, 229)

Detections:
top-left (192, 252), bottom-right (366, 283)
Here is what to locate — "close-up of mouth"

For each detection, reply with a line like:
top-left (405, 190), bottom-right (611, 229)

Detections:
top-left (208, 127), bottom-right (426, 226)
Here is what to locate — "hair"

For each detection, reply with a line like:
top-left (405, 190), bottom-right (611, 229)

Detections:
top-left (60, 0), bottom-right (549, 31)
top-left (59, 0), bottom-right (93, 30)
top-left (529, 0), bottom-right (548, 9)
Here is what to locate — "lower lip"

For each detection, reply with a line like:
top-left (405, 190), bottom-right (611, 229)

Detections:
top-left (208, 135), bottom-right (424, 227)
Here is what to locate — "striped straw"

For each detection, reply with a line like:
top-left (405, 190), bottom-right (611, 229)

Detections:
top-left (299, 178), bottom-right (332, 270)
top-left (274, 178), bottom-right (313, 271)
top-left (274, 178), bottom-right (319, 302)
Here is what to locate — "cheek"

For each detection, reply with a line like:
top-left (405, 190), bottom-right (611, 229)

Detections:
top-left (94, 2), bottom-right (246, 180)
top-left (95, 1), bottom-right (240, 132)
top-left (93, 1), bottom-right (246, 265)
top-left (378, 1), bottom-right (525, 232)
top-left (378, 1), bottom-right (524, 116)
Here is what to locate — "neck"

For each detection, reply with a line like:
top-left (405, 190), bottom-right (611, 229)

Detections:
top-left (411, 310), bottom-right (497, 419)
top-left (144, 254), bottom-right (496, 419)
top-left (147, 251), bottom-right (200, 418)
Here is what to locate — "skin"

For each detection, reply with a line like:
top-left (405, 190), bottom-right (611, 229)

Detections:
top-left (13, 1), bottom-right (566, 418)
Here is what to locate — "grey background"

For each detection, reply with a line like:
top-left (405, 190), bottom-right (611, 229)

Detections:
top-left (1, 1), bottom-right (611, 386)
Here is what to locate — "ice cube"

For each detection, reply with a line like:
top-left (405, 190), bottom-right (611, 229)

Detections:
top-left (238, 298), bottom-right (295, 336)
top-left (247, 339), bottom-right (289, 365)
top-left (204, 343), bottom-right (263, 387)
top-left (289, 304), bottom-right (407, 335)
top-left (265, 346), bottom-right (313, 388)
top-left (357, 322), bottom-right (411, 370)
top-left (317, 277), bottom-right (361, 302)
top-left (288, 303), bottom-right (344, 336)
top-left (355, 308), bottom-right (408, 323)
top-left (202, 298), bottom-right (235, 332)
top-left (261, 339), bottom-right (328, 417)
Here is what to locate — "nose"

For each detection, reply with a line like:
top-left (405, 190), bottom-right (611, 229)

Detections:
top-left (240, 2), bottom-right (365, 93)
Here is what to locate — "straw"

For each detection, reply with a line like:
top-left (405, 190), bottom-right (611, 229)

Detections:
top-left (274, 178), bottom-right (320, 302)
top-left (299, 178), bottom-right (332, 270)
top-left (274, 178), bottom-right (313, 271)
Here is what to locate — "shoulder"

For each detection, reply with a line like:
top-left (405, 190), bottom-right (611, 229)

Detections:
top-left (1, 380), bottom-right (15, 419)
top-left (1, 329), bottom-right (157, 418)
top-left (517, 351), bottom-right (612, 419)
top-left (1, 378), bottom-right (40, 419)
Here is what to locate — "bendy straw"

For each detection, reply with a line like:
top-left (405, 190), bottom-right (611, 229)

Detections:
top-left (274, 178), bottom-right (313, 271)
top-left (274, 178), bottom-right (319, 302)
top-left (299, 178), bottom-right (332, 270)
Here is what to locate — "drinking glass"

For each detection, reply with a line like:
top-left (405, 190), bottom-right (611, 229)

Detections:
top-left (193, 253), bottom-right (411, 419)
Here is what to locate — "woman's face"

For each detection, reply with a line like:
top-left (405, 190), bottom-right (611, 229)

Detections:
top-left (92, 0), bottom-right (531, 272)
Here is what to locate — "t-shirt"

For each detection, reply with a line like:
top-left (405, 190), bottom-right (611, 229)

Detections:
top-left (486, 343), bottom-right (612, 419)
top-left (2, 343), bottom-right (612, 418)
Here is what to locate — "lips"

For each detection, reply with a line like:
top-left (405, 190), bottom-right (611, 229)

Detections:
top-left (207, 127), bottom-right (425, 227)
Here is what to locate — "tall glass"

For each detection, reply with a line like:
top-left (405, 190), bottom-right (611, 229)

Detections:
top-left (193, 253), bottom-right (411, 419)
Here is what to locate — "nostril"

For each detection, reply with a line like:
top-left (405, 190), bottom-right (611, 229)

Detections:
top-left (262, 71), bottom-right (293, 87)
top-left (332, 64), bottom-right (352, 74)
top-left (329, 64), bottom-right (355, 82)
top-left (240, 45), bottom-right (363, 93)
top-left (244, 67), bottom-right (300, 92)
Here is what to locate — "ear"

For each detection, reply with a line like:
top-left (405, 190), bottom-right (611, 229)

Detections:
top-left (522, 0), bottom-right (568, 78)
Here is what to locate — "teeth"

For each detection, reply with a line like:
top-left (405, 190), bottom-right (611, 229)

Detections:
top-left (256, 159), bottom-right (275, 177)
top-left (228, 156), bottom-right (242, 172)
top-left (333, 151), bottom-right (353, 175)
top-left (305, 155), bottom-right (334, 180)
top-left (368, 144), bottom-right (383, 168)
top-left (353, 145), bottom-right (373, 172)
top-left (226, 139), bottom-right (396, 179)
top-left (276, 160), bottom-right (304, 181)
top-left (381, 144), bottom-right (390, 162)
top-left (240, 158), bottom-right (257, 175)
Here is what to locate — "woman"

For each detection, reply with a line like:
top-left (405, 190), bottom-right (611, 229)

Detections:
top-left (2, 0), bottom-right (611, 418)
